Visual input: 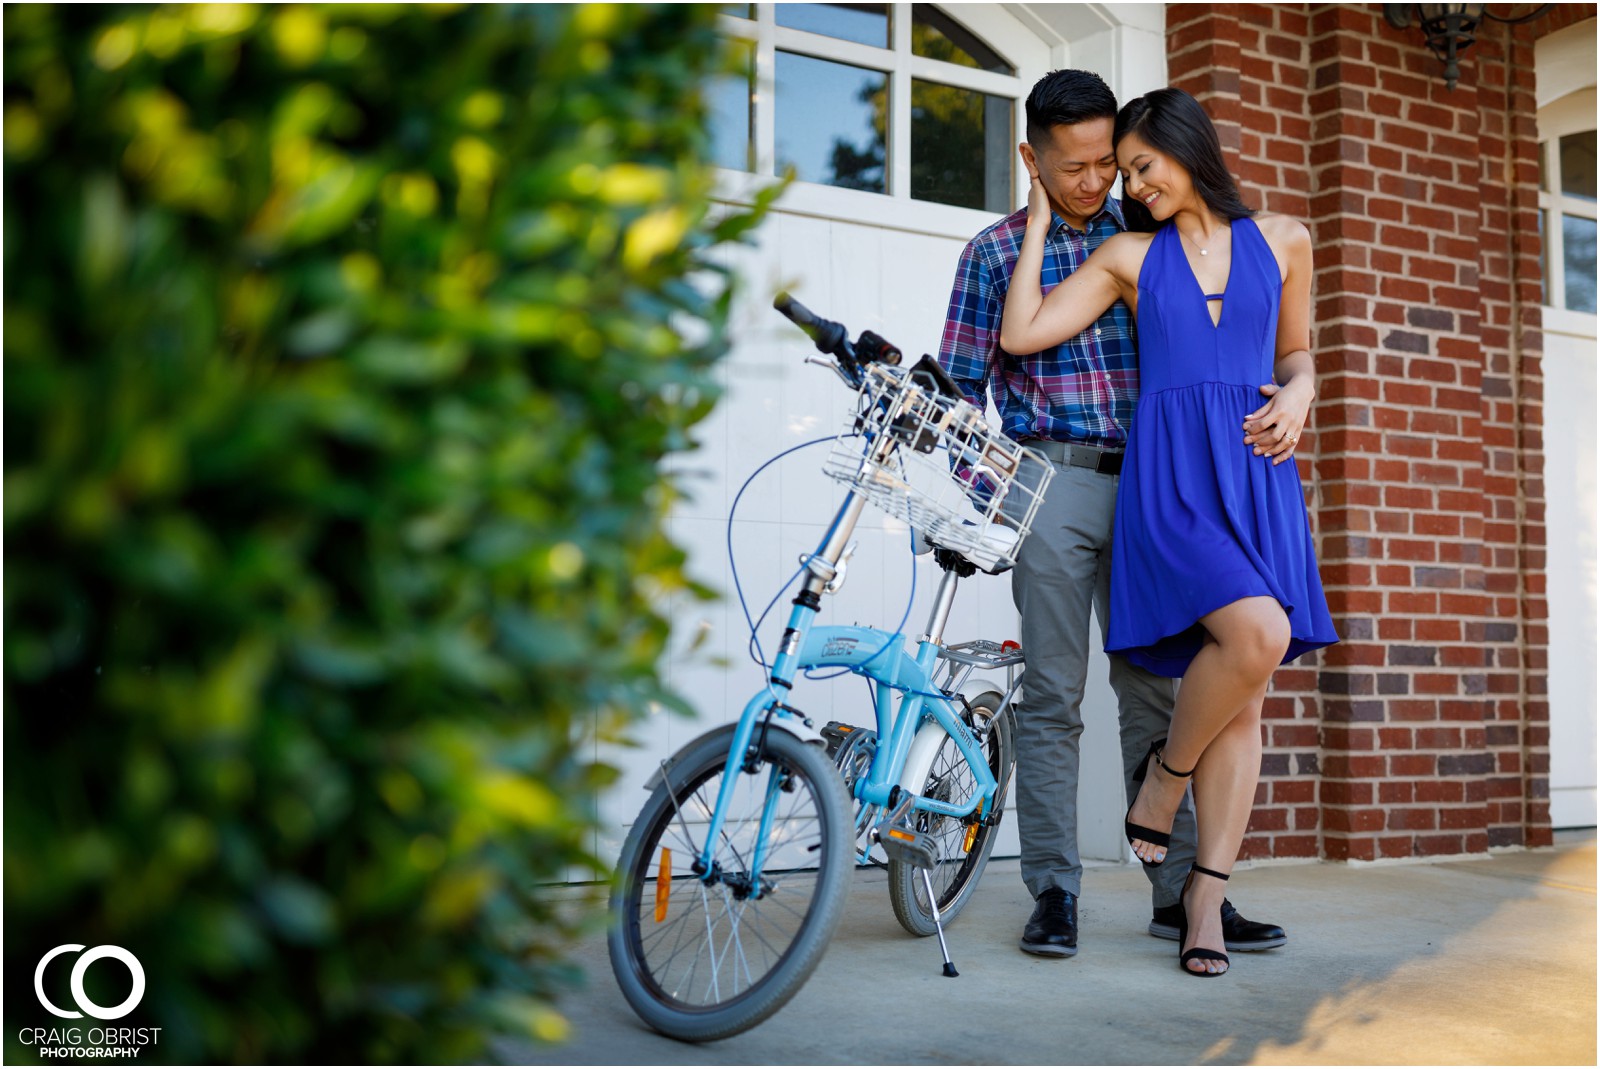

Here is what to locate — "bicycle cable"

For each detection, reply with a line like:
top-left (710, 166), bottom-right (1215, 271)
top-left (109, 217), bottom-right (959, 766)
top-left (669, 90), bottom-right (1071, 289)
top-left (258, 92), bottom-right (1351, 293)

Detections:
top-left (727, 433), bottom-right (946, 696)
top-left (728, 434), bottom-right (848, 670)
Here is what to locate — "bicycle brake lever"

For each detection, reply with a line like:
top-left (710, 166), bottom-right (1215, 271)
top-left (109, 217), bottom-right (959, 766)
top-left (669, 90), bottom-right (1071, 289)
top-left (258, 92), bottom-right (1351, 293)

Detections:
top-left (805, 355), bottom-right (860, 388)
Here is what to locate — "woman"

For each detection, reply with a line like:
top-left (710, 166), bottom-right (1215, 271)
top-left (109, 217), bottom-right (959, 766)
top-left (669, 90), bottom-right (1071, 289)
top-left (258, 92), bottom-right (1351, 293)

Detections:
top-left (999, 88), bottom-right (1337, 978)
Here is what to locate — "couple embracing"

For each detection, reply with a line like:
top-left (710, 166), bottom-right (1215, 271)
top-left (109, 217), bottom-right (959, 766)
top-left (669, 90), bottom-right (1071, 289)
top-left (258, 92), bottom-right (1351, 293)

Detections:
top-left (938, 69), bottom-right (1338, 977)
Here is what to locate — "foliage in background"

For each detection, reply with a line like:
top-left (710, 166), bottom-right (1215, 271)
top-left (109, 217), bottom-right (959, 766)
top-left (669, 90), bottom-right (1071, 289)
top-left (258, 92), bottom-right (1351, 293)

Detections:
top-left (4, 4), bottom-right (777, 1062)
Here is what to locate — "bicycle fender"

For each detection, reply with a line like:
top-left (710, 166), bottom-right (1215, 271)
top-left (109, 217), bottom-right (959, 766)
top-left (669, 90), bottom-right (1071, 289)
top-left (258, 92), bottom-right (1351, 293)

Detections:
top-left (642, 717), bottom-right (827, 793)
top-left (898, 719), bottom-right (950, 794)
top-left (899, 682), bottom-right (1006, 808)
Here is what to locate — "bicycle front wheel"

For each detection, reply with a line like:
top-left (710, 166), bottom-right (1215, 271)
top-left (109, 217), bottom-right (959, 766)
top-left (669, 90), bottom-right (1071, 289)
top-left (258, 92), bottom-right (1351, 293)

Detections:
top-left (607, 723), bottom-right (854, 1042)
top-left (888, 692), bottom-right (1014, 937)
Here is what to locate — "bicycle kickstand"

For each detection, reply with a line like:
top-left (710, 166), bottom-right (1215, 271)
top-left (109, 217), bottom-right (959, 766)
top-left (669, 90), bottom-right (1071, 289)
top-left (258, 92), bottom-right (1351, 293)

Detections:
top-left (874, 801), bottom-right (959, 978)
top-left (919, 867), bottom-right (959, 978)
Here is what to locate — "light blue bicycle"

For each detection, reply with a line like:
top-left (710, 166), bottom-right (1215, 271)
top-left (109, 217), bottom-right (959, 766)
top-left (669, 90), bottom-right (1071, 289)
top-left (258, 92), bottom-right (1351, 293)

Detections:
top-left (607, 296), bottom-right (1053, 1041)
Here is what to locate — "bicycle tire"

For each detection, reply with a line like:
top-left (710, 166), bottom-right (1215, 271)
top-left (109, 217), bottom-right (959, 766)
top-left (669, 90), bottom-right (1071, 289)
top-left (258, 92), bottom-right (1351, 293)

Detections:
top-left (887, 691), bottom-right (1013, 937)
top-left (608, 723), bottom-right (854, 1042)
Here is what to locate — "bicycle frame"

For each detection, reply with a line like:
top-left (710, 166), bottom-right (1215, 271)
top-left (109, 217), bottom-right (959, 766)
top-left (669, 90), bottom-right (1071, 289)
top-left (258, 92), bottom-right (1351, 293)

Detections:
top-left (695, 486), bottom-right (998, 889)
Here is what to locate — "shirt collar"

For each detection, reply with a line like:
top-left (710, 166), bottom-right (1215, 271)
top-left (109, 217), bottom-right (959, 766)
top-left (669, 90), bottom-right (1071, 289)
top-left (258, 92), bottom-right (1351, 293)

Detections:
top-left (1050, 196), bottom-right (1125, 239)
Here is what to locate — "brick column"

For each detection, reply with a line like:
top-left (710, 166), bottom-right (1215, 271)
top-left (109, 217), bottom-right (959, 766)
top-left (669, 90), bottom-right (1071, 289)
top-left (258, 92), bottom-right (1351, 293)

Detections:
top-left (1161, 3), bottom-right (1555, 862)
top-left (1473, 18), bottom-right (1553, 849)
top-left (1167, 6), bottom-right (1244, 168)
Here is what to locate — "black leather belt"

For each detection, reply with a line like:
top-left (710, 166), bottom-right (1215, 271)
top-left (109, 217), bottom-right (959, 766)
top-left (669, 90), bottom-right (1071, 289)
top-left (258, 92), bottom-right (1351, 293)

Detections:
top-left (1022, 439), bottom-right (1124, 476)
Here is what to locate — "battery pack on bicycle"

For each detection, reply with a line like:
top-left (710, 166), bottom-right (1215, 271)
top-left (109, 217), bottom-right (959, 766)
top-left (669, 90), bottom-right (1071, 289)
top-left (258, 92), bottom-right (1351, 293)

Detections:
top-left (607, 294), bottom-right (1053, 1042)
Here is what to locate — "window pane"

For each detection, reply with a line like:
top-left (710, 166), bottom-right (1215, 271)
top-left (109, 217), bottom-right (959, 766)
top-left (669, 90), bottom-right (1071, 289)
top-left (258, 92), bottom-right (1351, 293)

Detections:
top-left (776, 3), bottom-right (889, 48)
top-left (1560, 131), bottom-right (1596, 202)
top-left (720, 4), bottom-right (753, 18)
top-left (911, 79), bottom-right (1012, 212)
top-left (708, 40), bottom-right (754, 172)
top-left (911, 4), bottom-right (1014, 74)
top-left (776, 51), bottom-right (887, 192)
top-left (1540, 209), bottom-right (1550, 306)
top-left (1540, 141), bottom-right (1549, 192)
top-left (1563, 214), bottom-right (1597, 313)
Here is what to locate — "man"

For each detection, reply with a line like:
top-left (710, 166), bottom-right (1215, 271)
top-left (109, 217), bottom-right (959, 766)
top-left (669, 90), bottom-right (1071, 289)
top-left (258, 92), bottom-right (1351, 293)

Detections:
top-left (937, 68), bottom-right (1288, 958)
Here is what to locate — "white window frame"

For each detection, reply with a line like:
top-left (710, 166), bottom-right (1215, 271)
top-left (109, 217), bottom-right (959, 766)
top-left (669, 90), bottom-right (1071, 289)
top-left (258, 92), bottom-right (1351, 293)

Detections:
top-left (1534, 15), bottom-right (1597, 337)
top-left (714, 3), bottom-right (1045, 238)
top-left (1537, 88), bottom-right (1598, 332)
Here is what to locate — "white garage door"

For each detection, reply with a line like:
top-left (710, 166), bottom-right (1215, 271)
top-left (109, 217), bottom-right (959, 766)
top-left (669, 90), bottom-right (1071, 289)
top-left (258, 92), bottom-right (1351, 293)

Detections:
top-left (594, 3), bottom-right (1170, 877)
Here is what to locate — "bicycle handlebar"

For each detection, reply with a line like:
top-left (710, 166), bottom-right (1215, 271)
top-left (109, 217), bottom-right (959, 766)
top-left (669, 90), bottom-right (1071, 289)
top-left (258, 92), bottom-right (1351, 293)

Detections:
top-left (774, 293), bottom-right (910, 391)
top-left (774, 292), bottom-right (851, 359)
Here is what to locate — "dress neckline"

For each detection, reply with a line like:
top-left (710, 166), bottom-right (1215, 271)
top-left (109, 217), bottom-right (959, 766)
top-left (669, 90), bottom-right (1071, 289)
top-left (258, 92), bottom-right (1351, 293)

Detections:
top-left (1173, 217), bottom-right (1251, 330)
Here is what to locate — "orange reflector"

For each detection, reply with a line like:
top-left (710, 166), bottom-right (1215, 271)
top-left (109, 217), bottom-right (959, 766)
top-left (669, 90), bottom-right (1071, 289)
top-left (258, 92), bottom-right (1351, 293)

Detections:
top-left (887, 828), bottom-right (915, 842)
top-left (654, 848), bottom-right (671, 923)
top-left (963, 799), bottom-right (986, 852)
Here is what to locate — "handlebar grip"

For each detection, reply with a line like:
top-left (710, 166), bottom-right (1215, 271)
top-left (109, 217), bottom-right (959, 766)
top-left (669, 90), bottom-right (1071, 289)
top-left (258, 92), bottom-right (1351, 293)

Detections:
top-left (774, 292), bottom-right (848, 356)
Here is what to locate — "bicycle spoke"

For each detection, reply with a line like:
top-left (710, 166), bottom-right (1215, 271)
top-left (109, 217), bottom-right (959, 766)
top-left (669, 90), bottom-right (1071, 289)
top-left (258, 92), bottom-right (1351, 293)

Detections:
top-left (613, 727), bottom-right (848, 1038)
top-left (640, 797), bottom-right (813, 1005)
top-left (709, 898), bottom-right (750, 1001)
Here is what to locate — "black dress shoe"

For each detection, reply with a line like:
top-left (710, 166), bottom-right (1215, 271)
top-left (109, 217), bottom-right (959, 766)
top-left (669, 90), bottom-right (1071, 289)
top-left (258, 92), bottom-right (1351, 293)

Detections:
top-left (1020, 887), bottom-right (1078, 957)
top-left (1149, 898), bottom-right (1286, 951)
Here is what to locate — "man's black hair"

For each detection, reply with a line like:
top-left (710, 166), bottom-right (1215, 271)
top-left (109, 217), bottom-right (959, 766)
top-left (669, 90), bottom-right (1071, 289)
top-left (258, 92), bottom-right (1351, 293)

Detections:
top-left (1113, 87), bottom-right (1255, 233)
top-left (1025, 69), bottom-right (1119, 148)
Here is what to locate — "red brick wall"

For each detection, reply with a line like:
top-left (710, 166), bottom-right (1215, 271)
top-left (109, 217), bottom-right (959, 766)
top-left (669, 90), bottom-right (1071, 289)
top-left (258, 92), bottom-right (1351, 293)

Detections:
top-left (1164, 3), bottom-right (1560, 862)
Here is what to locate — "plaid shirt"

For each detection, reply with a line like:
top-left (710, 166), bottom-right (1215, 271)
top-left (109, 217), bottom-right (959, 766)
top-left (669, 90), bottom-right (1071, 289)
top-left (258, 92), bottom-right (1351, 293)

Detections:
top-left (938, 199), bottom-right (1138, 449)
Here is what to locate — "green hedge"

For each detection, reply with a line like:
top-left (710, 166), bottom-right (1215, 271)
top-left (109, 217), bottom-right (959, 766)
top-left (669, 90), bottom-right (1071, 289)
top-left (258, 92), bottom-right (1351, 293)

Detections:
top-left (4, 4), bottom-right (775, 1062)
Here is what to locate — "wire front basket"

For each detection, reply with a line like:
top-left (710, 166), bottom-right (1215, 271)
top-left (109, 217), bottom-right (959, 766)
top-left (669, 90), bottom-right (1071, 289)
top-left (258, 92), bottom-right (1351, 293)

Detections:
top-left (822, 364), bottom-right (1053, 572)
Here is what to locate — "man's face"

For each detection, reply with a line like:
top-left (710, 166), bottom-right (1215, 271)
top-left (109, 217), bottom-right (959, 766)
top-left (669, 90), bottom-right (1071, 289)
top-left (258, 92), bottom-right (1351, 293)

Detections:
top-left (1019, 117), bottom-right (1117, 231)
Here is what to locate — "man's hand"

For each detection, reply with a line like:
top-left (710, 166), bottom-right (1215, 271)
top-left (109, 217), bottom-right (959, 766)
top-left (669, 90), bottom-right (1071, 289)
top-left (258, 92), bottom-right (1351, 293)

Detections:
top-left (1243, 379), bottom-right (1313, 465)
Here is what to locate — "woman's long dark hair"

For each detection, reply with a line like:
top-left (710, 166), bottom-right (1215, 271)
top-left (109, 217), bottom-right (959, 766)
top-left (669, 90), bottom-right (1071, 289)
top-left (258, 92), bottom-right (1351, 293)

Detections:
top-left (1114, 88), bottom-right (1254, 234)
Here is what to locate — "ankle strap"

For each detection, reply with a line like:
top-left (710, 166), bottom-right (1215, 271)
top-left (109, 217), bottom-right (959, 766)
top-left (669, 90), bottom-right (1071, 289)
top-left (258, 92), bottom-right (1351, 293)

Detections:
top-left (1192, 864), bottom-right (1230, 882)
top-left (1155, 749), bottom-right (1196, 779)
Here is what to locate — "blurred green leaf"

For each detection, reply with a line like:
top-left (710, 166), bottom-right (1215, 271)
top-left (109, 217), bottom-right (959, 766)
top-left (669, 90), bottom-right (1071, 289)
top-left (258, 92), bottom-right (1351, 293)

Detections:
top-left (4, 3), bottom-right (781, 1063)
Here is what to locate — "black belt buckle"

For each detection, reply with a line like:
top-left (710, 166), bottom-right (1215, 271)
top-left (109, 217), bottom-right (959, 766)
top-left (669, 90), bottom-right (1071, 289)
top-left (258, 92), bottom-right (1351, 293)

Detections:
top-left (1095, 450), bottom-right (1122, 476)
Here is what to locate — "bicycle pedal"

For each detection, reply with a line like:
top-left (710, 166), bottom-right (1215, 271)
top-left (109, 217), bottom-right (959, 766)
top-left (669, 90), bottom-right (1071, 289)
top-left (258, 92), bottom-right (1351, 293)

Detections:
top-left (873, 820), bottom-right (938, 869)
top-left (820, 720), bottom-right (864, 758)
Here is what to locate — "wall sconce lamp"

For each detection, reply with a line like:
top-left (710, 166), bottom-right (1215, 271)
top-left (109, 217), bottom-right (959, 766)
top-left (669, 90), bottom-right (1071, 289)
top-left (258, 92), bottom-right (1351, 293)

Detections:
top-left (1383, 4), bottom-right (1553, 91)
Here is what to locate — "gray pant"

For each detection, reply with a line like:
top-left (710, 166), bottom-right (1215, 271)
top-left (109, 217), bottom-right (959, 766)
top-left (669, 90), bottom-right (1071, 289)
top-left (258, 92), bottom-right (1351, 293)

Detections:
top-left (1010, 461), bottom-right (1197, 908)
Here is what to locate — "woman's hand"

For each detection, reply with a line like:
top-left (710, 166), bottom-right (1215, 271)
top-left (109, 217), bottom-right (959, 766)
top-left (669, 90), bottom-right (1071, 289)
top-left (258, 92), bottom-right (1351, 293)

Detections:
top-left (1243, 378), bottom-right (1313, 465)
top-left (1025, 161), bottom-right (1050, 228)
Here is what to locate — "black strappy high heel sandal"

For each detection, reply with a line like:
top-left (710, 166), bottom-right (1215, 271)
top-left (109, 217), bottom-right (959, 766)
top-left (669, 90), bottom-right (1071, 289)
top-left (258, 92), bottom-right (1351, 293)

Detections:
top-left (1178, 865), bottom-right (1232, 978)
top-left (1124, 738), bottom-right (1195, 868)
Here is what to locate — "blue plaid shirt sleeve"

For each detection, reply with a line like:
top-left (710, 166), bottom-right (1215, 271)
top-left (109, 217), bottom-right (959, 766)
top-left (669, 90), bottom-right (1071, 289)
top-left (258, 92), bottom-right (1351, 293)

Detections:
top-left (938, 238), bottom-right (998, 413)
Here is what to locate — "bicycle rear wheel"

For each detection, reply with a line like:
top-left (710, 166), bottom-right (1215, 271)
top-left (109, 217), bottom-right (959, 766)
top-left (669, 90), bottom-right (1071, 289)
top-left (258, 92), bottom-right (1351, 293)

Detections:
top-left (888, 692), bottom-right (1013, 937)
top-left (608, 723), bottom-right (854, 1042)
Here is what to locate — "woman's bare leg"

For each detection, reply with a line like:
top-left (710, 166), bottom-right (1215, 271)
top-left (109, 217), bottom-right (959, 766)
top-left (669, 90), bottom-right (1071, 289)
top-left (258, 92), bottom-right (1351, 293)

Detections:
top-left (1181, 685), bottom-right (1266, 973)
top-left (1125, 597), bottom-right (1289, 865)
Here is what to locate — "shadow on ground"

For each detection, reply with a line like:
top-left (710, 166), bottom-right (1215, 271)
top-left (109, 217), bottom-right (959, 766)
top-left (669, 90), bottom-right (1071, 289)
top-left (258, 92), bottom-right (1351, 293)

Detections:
top-left (509, 829), bottom-right (1596, 1066)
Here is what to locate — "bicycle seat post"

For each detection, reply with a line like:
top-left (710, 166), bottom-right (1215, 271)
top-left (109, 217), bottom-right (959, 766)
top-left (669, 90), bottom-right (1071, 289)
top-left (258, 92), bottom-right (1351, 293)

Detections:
top-left (918, 564), bottom-right (962, 647)
top-left (918, 547), bottom-right (977, 647)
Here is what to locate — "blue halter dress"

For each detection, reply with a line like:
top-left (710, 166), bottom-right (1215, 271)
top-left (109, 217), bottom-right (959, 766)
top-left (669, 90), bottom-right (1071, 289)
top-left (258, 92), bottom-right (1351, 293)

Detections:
top-left (1105, 217), bottom-right (1338, 677)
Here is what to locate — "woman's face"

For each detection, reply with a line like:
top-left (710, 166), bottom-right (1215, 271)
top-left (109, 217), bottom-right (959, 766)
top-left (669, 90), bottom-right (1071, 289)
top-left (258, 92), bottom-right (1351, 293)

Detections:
top-left (1117, 133), bottom-right (1193, 221)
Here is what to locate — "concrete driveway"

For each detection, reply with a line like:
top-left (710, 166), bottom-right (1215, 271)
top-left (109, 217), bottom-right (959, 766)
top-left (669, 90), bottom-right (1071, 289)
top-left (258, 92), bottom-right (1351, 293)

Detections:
top-left (511, 830), bottom-right (1596, 1066)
